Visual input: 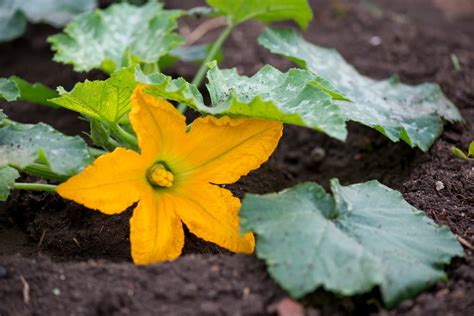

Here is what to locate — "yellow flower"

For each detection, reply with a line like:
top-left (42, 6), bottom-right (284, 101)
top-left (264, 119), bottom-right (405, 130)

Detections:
top-left (57, 85), bottom-right (283, 264)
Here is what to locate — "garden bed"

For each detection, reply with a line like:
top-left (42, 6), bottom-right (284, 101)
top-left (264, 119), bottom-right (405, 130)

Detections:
top-left (0, 0), bottom-right (473, 315)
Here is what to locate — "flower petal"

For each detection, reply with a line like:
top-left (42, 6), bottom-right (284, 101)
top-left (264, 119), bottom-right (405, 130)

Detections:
top-left (129, 85), bottom-right (188, 165)
top-left (130, 190), bottom-right (184, 264)
top-left (178, 116), bottom-right (283, 184)
top-left (174, 182), bottom-right (254, 254)
top-left (57, 147), bottom-right (147, 214)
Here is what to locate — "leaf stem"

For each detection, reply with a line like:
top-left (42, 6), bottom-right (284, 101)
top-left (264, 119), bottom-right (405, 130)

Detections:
top-left (151, 62), bottom-right (160, 73)
top-left (23, 163), bottom-right (68, 181)
top-left (88, 147), bottom-right (107, 157)
top-left (178, 21), bottom-right (234, 113)
top-left (142, 62), bottom-right (160, 75)
top-left (112, 124), bottom-right (138, 148)
top-left (108, 137), bottom-right (122, 149)
top-left (192, 22), bottom-right (234, 86)
top-left (13, 182), bottom-right (57, 192)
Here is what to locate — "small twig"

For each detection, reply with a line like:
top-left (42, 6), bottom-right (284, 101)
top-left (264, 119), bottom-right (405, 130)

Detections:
top-left (19, 275), bottom-right (30, 305)
top-left (72, 238), bottom-right (81, 247)
top-left (450, 53), bottom-right (462, 72)
top-left (72, 238), bottom-right (81, 248)
top-left (457, 235), bottom-right (474, 250)
top-left (38, 230), bottom-right (47, 249)
top-left (184, 17), bottom-right (227, 46)
top-left (431, 210), bottom-right (440, 223)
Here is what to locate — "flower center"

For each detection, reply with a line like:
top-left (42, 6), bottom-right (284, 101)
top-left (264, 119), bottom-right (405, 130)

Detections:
top-left (147, 162), bottom-right (174, 188)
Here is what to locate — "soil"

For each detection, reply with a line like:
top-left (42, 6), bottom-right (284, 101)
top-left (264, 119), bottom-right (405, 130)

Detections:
top-left (0, 0), bottom-right (473, 315)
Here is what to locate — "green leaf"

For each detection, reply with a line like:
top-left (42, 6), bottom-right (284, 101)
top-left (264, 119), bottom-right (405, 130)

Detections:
top-left (187, 6), bottom-right (216, 17)
top-left (173, 43), bottom-right (223, 63)
top-left (241, 179), bottom-right (463, 307)
top-left (137, 62), bottom-right (349, 140)
top-left (48, 1), bottom-right (184, 73)
top-left (89, 119), bottom-right (112, 149)
top-left (207, 0), bottom-right (313, 28)
top-left (0, 78), bottom-right (20, 101)
top-left (0, 0), bottom-right (96, 43)
top-left (0, 77), bottom-right (58, 107)
top-left (0, 122), bottom-right (91, 176)
top-left (0, 0), bottom-right (26, 42)
top-left (10, 76), bottom-right (58, 106)
top-left (0, 166), bottom-right (19, 201)
top-left (19, 0), bottom-right (96, 27)
top-left (468, 141), bottom-right (474, 158)
top-left (50, 68), bottom-right (137, 124)
top-left (451, 146), bottom-right (468, 160)
top-left (258, 28), bottom-right (463, 152)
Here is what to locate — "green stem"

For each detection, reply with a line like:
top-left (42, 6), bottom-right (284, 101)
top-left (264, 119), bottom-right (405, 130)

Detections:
top-left (112, 124), bottom-right (138, 148)
top-left (88, 147), bottom-right (107, 157)
top-left (13, 182), bottom-right (57, 192)
top-left (178, 21), bottom-right (234, 113)
top-left (192, 22), bottom-right (234, 86)
top-left (151, 62), bottom-right (159, 73)
top-left (108, 137), bottom-right (122, 149)
top-left (142, 62), bottom-right (160, 75)
top-left (23, 163), bottom-right (68, 181)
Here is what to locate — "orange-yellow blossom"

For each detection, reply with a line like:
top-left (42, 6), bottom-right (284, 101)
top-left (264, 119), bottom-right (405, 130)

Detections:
top-left (57, 85), bottom-right (283, 264)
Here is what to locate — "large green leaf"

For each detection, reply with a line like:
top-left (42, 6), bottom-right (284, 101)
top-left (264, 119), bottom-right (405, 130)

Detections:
top-left (0, 0), bottom-right (96, 42)
top-left (48, 1), bottom-right (184, 73)
top-left (171, 44), bottom-right (211, 63)
top-left (0, 166), bottom-right (19, 201)
top-left (258, 28), bottom-right (463, 151)
top-left (0, 122), bottom-right (91, 176)
top-left (138, 62), bottom-right (349, 140)
top-left (0, 0), bottom-right (26, 42)
top-left (50, 68), bottom-right (137, 124)
top-left (207, 0), bottom-right (312, 28)
top-left (0, 77), bottom-right (58, 107)
top-left (18, 0), bottom-right (96, 27)
top-left (240, 180), bottom-right (463, 307)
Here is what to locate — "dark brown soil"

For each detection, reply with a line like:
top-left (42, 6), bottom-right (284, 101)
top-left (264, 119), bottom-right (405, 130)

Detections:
top-left (1, 0), bottom-right (473, 315)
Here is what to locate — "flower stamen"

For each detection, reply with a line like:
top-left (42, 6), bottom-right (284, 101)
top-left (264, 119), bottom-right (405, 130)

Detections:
top-left (147, 163), bottom-right (174, 188)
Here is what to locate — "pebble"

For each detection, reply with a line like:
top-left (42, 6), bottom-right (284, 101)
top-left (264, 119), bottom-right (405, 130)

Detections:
top-left (435, 181), bottom-right (445, 191)
top-left (310, 146), bottom-right (326, 162)
top-left (272, 297), bottom-right (305, 316)
top-left (369, 36), bottom-right (382, 46)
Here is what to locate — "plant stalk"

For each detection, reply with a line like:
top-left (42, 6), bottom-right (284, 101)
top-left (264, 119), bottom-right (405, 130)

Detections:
top-left (88, 147), bottom-right (107, 157)
top-left (112, 124), bottom-right (139, 148)
top-left (142, 62), bottom-right (160, 75)
top-left (13, 182), bottom-right (57, 192)
top-left (23, 163), bottom-right (68, 181)
top-left (178, 21), bottom-right (234, 113)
